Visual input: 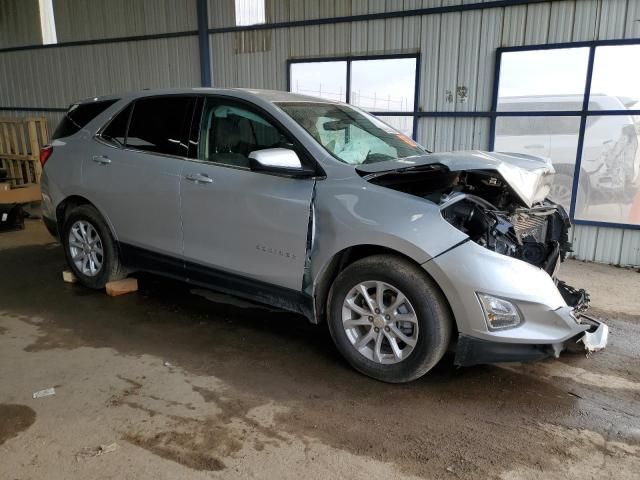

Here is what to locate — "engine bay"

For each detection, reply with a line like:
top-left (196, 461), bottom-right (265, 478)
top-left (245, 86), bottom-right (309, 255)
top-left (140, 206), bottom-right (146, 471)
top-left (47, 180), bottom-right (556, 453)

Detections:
top-left (365, 166), bottom-right (572, 274)
top-left (440, 193), bottom-right (571, 273)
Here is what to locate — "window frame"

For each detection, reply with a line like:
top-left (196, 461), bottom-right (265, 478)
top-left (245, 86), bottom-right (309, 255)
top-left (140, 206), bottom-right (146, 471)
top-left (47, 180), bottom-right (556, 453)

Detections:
top-left (490, 39), bottom-right (640, 230)
top-left (186, 94), bottom-right (326, 177)
top-left (95, 94), bottom-right (198, 160)
top-left (286, 53), bottom-right (421, 141)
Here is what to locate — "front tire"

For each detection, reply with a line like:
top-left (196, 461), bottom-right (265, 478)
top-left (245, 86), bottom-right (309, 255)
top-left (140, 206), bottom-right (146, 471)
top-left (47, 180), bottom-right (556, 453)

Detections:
top-left (62, 205), bottom-right (126, 289)
top-left (327, 255), bottom-right (453, 383)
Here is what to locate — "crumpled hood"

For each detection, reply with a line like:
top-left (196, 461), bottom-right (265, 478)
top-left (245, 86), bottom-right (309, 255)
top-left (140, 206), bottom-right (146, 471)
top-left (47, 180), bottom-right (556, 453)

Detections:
top-left (356, 150), bottom-right (555, 208)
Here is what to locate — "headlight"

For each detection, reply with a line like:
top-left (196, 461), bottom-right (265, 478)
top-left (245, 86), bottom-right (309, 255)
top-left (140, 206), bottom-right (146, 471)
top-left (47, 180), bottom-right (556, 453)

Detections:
top-left (477, 293), bottom-right (523, 330)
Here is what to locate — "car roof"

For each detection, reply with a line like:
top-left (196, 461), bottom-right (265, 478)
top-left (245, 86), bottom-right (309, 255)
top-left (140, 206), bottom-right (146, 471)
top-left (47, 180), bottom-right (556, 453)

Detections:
top-left (73, 88), bottom-right (339, 106)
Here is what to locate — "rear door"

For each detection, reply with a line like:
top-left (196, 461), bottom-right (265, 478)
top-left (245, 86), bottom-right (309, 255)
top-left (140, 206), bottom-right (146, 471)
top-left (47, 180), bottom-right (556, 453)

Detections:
top-left (179, 97), bottom-right (316, 291)
top-left (83, 95), bottom-right (196, 259)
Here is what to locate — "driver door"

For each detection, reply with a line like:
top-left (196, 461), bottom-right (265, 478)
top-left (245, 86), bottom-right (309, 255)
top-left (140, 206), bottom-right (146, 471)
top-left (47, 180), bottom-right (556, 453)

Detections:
top-left (180, 97), bottom-right (316, 291)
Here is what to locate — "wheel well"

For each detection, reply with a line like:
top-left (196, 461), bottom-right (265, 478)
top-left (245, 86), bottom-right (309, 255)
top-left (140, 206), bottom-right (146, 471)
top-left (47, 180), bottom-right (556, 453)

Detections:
top-left (55, 195), bottom-right (94, 229)
top-left (313, 245), bottom-right (450, 325)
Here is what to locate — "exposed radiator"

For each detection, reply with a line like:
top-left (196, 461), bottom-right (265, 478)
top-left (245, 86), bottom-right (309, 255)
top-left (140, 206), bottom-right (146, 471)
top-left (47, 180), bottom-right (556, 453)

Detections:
top-left (510, 212), bottom-right (549, 243)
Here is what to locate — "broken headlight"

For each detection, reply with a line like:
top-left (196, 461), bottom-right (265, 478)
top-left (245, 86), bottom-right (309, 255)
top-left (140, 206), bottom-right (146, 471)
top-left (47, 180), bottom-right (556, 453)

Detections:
top-left (477, 293), bottom-right (523, 330)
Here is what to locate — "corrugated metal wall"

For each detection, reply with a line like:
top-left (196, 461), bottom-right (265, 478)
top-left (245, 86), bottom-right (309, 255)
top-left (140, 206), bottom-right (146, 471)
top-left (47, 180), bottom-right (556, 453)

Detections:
top-left (0, 38), bottom-right (200, 108)
top-left (0, 0), bottom-right (42, 48)
top-left (53, 0), bottom-right (197, 42)
top-left (0, 0), bottom-right (638, 265)
top-left (0, 1), bottom-right (201, 111)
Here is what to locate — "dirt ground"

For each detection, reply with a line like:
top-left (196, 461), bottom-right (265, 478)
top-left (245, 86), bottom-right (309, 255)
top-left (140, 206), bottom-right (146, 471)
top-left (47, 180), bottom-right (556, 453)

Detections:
top-left (1, 220), bottom-right (639, 479)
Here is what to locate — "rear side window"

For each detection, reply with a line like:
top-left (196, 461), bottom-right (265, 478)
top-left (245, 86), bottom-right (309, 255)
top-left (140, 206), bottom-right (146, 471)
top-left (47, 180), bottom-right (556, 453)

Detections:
top-left (125, 97), bottom-right (195, 157)
top-left (52, 99), bottom-right (118, 139)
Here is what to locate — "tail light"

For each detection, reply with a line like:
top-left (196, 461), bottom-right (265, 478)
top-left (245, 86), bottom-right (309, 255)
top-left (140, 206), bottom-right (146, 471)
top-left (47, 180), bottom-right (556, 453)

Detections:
top-left (40, 145), bottom-right (53, 167)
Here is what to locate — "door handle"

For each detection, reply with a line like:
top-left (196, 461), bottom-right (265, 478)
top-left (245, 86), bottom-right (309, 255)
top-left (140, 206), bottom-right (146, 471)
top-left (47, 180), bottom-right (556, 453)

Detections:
top-left (524, 144), bottom-right (544, 149)
top-left (92, 155), bottom-right (111, 165)
top-left (184, 173), bottom-right (213, 184)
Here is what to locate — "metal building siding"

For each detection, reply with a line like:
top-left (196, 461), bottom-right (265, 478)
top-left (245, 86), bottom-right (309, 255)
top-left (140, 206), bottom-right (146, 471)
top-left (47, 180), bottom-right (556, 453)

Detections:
top-left (524, 2), bottom-right (551, 44)
top-left (53, 0), bottom-right (197, 41)
top-left (0, 0), bottom-right (42, 49)
top-left (208, 0), bottom-right (235, 28)
top-left (548, 1), bottom-right (575, 43)
top-left (456, 9), bottom-right (482, 112)
top-left (475, 8), bottom-right (503, 111)
top-left (402, 0), bottom-right (423, 50)
top-left (436, 12), bottom-right (461, 112)
top-left (593, 228), bottom-right (625, 265)
top-left (572, 0), bottom-right (599, 41)
top-left (501, 5), bottom-right (527, 46)
top-left (0, 37), bottom-right (200, 109)
top-left (598, 0), bottom-right (628, 40)
top-left (620, 230), bottom-right (640, 266)
top-left (418, 13), bottom-right (441, 111)
top-left (625, 0), bottom-right (640, 38)
top-left (210, 32), bottom-right (238, 87)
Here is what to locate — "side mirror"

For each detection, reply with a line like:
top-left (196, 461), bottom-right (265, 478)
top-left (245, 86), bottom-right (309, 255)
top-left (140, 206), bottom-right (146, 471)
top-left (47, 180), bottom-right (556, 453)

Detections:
top-left (249, 148), bottom-right (314, 177)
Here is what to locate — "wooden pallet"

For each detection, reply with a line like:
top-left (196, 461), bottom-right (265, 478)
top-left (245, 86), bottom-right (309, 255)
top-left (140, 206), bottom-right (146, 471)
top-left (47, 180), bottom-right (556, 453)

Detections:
top-left (0, 117), bottom-right (49, 189)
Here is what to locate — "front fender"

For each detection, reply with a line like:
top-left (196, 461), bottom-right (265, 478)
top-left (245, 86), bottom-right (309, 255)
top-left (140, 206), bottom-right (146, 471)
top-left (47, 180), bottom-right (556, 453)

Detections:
top-left (307, 178), bottom-right (468, 316)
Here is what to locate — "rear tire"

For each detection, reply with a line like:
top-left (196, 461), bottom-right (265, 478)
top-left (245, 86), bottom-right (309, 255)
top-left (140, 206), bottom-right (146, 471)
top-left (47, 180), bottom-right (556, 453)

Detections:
top-left (62, 205), bottom-right (126, 289)
top-left (327, 255), bottom-right (453, 383)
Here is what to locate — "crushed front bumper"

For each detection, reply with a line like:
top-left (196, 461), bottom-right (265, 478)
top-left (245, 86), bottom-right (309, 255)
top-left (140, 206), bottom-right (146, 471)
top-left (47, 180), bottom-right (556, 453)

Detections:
top-left (454, 314), bottom-right (609, 367)
top-left (422, 239), bottom-right (609, 367)
top-left (576, 314), bottom-right (609, 353)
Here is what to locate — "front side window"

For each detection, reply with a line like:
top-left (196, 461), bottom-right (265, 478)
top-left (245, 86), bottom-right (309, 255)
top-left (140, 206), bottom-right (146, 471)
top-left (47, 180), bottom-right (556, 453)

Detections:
top-left (199, 99), bottom-right (293, 168)
top-left (278, 102), bottom-right (425, 165)
top-left (125, 97), bottom-right (195, 157)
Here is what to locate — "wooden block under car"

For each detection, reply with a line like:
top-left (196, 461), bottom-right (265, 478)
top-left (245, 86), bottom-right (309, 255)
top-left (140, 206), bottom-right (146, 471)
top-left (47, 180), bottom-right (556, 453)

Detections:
top-left (62, 270), bottom-right (77, 283)
top-left (105, 278), bottom-right (138, 297)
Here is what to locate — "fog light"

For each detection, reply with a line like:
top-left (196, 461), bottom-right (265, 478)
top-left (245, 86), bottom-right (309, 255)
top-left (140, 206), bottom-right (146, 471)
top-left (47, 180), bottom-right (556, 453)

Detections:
top-left (477, 293), bottom-right (522, 330)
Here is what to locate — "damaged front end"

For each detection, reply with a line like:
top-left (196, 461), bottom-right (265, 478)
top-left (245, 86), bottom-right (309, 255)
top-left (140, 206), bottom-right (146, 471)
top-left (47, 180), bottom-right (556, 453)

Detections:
top-left (360, 152), bottom-right (608, 359)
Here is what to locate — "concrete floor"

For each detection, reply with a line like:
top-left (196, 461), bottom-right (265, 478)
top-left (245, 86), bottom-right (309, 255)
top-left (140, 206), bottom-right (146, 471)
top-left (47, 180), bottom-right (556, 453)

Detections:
top-left (1, 220), bottom-right (639, 479)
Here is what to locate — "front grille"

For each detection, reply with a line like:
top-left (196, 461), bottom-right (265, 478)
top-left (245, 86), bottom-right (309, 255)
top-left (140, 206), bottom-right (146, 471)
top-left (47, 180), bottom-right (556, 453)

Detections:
top-left (510, 212), bottom-right (548, 243)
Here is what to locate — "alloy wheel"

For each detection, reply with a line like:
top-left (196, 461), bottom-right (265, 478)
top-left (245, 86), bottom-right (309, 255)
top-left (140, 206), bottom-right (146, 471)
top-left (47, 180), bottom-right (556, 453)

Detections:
top-left (68, 220), bottom-right (104, 277)
top-left (341, 281), bottom-right (419, 364)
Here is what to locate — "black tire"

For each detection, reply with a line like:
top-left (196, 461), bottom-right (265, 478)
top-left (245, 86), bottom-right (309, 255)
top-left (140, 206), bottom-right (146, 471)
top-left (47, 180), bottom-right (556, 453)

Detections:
top-left (62, 204), bottom-right (126, 289)
top-left (327, 255), bottom-right (453, 383)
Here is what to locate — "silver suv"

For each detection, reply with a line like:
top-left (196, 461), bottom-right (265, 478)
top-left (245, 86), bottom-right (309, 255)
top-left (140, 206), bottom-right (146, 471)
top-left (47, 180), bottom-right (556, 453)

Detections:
top-left (40, 89), bottom-right (608, 383)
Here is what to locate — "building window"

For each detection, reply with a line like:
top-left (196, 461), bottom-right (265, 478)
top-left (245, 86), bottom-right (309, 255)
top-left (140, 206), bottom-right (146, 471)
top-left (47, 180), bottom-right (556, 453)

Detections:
top-left (288, 55), bottom-right (418, 139)
top-left (492, 43), bottom-right (640, 228)
top-left (38, 0), bottom-right (57, 44)
top-left (234, 0), bottom-right (266, 26)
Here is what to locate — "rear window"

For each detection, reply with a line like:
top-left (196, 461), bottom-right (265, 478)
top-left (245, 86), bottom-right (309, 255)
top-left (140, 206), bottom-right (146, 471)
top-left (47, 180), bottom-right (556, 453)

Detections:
top-left (52, 99), bottom-right (118, 139)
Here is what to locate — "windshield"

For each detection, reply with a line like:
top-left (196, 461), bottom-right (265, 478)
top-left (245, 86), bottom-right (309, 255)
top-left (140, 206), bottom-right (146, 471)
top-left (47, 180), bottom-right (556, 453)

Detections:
top-left (277, 102), bottom-right (426, 165)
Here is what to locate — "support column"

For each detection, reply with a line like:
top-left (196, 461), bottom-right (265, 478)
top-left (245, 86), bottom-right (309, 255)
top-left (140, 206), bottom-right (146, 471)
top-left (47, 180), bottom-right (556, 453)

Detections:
top-left (197, 0), bottom-right (212, 87)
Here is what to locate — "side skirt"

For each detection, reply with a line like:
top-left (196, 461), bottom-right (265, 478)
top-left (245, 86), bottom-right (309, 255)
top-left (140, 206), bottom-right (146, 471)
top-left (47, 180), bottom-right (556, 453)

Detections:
top-left (118, 242), bottom-right (313, 320)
